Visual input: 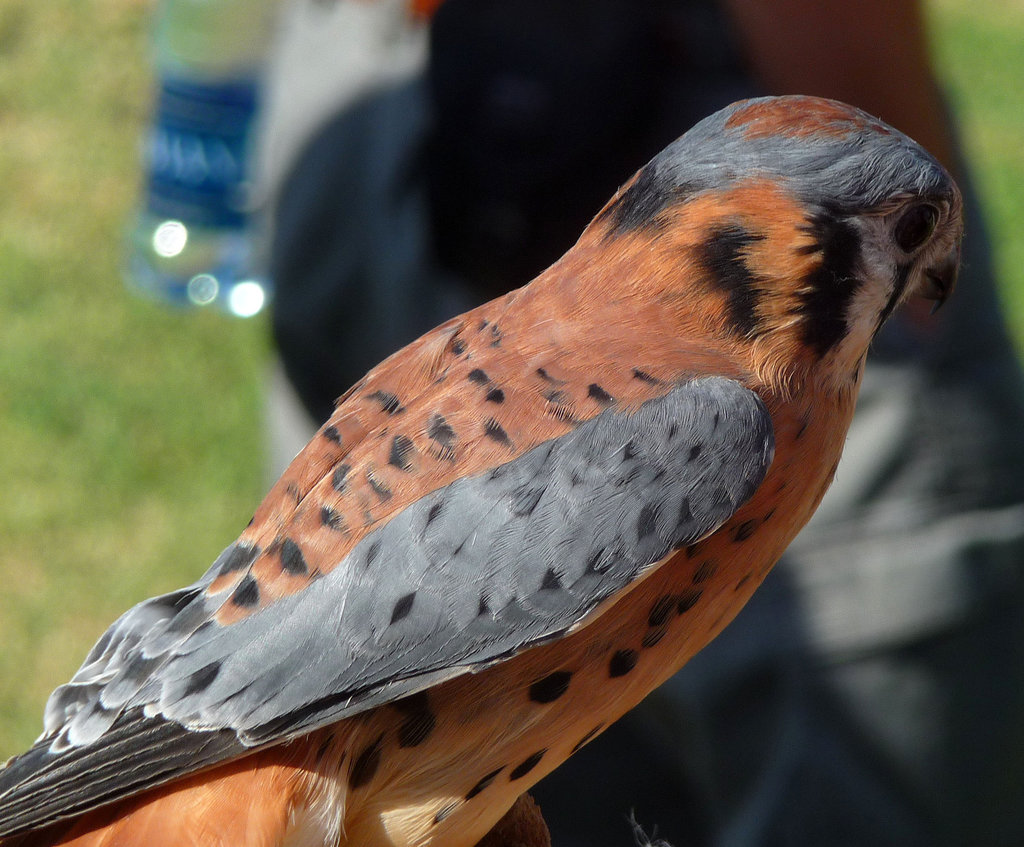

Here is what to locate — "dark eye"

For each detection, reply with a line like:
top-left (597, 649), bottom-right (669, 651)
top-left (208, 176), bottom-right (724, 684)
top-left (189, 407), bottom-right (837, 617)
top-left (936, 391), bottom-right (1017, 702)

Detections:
top-left (894, 203), bottom-right (939, 253)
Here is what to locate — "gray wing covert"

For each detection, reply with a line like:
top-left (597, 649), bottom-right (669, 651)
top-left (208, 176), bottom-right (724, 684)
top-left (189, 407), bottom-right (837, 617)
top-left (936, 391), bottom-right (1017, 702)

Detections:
top-left (0, 376), bottom-right (773, 837)
top-left (149, 376), bottom-right (775, 741)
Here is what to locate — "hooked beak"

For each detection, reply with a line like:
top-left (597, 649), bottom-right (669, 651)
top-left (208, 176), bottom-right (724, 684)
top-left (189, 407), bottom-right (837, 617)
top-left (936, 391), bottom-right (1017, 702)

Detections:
top-left (920, 246), bottom-right (960, 313)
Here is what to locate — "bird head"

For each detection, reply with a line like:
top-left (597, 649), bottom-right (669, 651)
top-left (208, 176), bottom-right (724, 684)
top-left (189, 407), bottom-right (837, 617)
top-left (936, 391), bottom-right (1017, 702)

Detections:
top-left (586, 95), bottom-right (963, 394)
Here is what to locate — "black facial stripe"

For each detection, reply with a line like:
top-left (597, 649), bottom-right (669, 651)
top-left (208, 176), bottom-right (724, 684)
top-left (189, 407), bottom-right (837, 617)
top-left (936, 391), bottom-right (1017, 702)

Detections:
top-left (876, 262), bottom-right (914, 331)
top-left (797, 212), bottom-right (863, 357)
top-left (698, 224), bottom-right (766, 337)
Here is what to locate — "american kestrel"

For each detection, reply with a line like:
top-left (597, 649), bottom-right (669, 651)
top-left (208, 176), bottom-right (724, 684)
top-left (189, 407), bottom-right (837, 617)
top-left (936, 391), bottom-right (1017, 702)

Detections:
top-left (0, 96), bottom-right (961, 847)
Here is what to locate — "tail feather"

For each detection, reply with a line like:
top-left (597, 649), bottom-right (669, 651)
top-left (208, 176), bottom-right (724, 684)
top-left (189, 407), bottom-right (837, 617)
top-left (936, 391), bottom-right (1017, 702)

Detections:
top-left (0, 710), bottom-right (243, 838)
top-left (1, 750), bottom-right (308, 847)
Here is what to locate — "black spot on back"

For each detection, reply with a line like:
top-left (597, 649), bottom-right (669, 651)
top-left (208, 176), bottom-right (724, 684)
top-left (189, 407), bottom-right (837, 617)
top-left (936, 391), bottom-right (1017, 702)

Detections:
top-left (425, 500), bottom-right (443, 528)
top-left (637, 504), bottom-right (659, 540)
top-left (217, 542), bottom-right (260, 576)
top-left (279, 538), bottom-right (308, 576)
top-left (450, 337), bottom-right (467, 356)
top-left (543, 389), bottom-right (577, 422)
top-left (609, 649), bottom-right (638, 678)
top-left (322, 425), bottom-right (341, 444)
top-left (183, 662), bottom-right (220, 696)
top-left (699, 224), bottom-right (766, 337)
top-left (587, 383), bottom-right (613, 404)
top-left (632, 368), bottom-right (659, 384)
top-left (485, 387), bottom-right (505, 404)
top-left (642, 628), bottom-right (666, 648)
top-left (529, 671), bottom-right (572, 703)
top-left (541, 567), bottom-right (563, 590)
top-left (164, 587), bottom-right (201, 616)
top-left (389, 434), bottom-right (415, 471)
top-left (390, 592), bottom-right (416, 624)
top-left (509, 750), bottom-right (546, 780)
top-left (797, 212), bottom-right (863, 357)
top-left (468, 368), bottom-right (490, 385)
top-left (511, 485), bottom-right (545, 517)
top-left (321, 505), bottom-right (345, 531)
top-left (428, 415), bottom-right (455, 444)
top-left (366, 393), bottom-right (401, 415)
top-left (367, 390), bottom-right (403, 415)
top-left (331, 464), bottom-right (351, 493)
top-left (427, 414), bottom-right (456, 460)
top-left (350, 734), bottom-right (384, 789)
top-left (366, 468), bottom-right (392, 501)
top-left (484, 418), bottom-right (511, 446)
top-left (230, 575), bottom-right (260, 608)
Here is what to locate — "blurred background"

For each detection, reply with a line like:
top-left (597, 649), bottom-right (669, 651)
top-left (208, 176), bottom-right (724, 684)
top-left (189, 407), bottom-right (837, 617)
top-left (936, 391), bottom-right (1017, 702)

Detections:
top-left (0, 0), bottom-right (1022, 771)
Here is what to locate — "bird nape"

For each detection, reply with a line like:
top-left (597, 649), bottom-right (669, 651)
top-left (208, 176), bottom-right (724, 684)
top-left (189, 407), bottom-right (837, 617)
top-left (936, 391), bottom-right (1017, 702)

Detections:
top-left (0, 95), bottom-right (961, 847)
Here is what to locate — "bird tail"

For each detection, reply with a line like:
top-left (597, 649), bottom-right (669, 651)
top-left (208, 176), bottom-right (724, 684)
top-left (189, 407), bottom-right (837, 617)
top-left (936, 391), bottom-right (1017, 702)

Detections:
top-left (0, 747), bottom-right (311, 847)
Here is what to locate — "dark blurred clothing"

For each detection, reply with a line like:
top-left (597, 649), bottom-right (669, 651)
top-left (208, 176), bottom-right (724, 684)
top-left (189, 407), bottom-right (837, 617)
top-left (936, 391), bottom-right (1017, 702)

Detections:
top-left (269, 2), bottom-right (1024, 844)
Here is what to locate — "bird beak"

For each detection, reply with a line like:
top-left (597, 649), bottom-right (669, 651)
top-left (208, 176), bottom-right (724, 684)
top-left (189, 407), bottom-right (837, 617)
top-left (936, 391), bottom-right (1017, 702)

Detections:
top-left (919, 246), bottom-right (960, 313)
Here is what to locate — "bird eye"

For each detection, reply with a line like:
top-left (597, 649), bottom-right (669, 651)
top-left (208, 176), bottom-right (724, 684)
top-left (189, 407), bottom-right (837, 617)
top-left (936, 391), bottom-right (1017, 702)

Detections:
top-left (894, 203), bottom-right (939, 253)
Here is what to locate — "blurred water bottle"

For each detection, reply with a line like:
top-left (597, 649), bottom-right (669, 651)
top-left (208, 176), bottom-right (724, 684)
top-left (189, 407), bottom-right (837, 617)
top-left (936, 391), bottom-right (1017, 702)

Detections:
top-left (125, 0), bottom-right (279, 317)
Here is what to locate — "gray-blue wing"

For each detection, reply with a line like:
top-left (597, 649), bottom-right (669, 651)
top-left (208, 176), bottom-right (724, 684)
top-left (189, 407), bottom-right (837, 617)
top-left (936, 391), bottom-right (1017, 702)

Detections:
top-left (0, 376), bottom-right (773, 836)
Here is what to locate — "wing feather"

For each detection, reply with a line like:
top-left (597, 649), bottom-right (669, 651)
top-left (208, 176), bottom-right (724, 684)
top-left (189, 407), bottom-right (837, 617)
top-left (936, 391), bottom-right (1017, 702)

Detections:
top-left (0, 376), bottom-right (773, 837)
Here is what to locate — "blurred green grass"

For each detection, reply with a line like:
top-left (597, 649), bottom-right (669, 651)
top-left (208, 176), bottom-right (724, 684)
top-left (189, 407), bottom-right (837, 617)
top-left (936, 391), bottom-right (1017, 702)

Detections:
top-left (929, 0), bottom-right (1024, 326)
top-left (0, 0), bottom-right (269, 755)
top-left (0, 0), bottom-right (1022, 762)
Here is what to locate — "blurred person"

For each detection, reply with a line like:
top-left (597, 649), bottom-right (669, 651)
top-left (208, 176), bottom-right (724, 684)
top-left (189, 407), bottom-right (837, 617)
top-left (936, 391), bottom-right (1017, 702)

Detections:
top-left (263, 0), bottom-right (1024, 844)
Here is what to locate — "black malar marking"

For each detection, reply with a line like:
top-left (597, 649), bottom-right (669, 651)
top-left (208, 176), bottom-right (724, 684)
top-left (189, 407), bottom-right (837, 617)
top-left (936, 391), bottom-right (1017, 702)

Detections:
top-left (796, 212), bottom-right (863, 357)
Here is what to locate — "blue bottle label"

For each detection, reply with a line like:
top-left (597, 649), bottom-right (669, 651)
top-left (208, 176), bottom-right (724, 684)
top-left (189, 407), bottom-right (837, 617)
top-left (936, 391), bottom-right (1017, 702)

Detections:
top-left (145, 76), bottom-right (259, 229)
